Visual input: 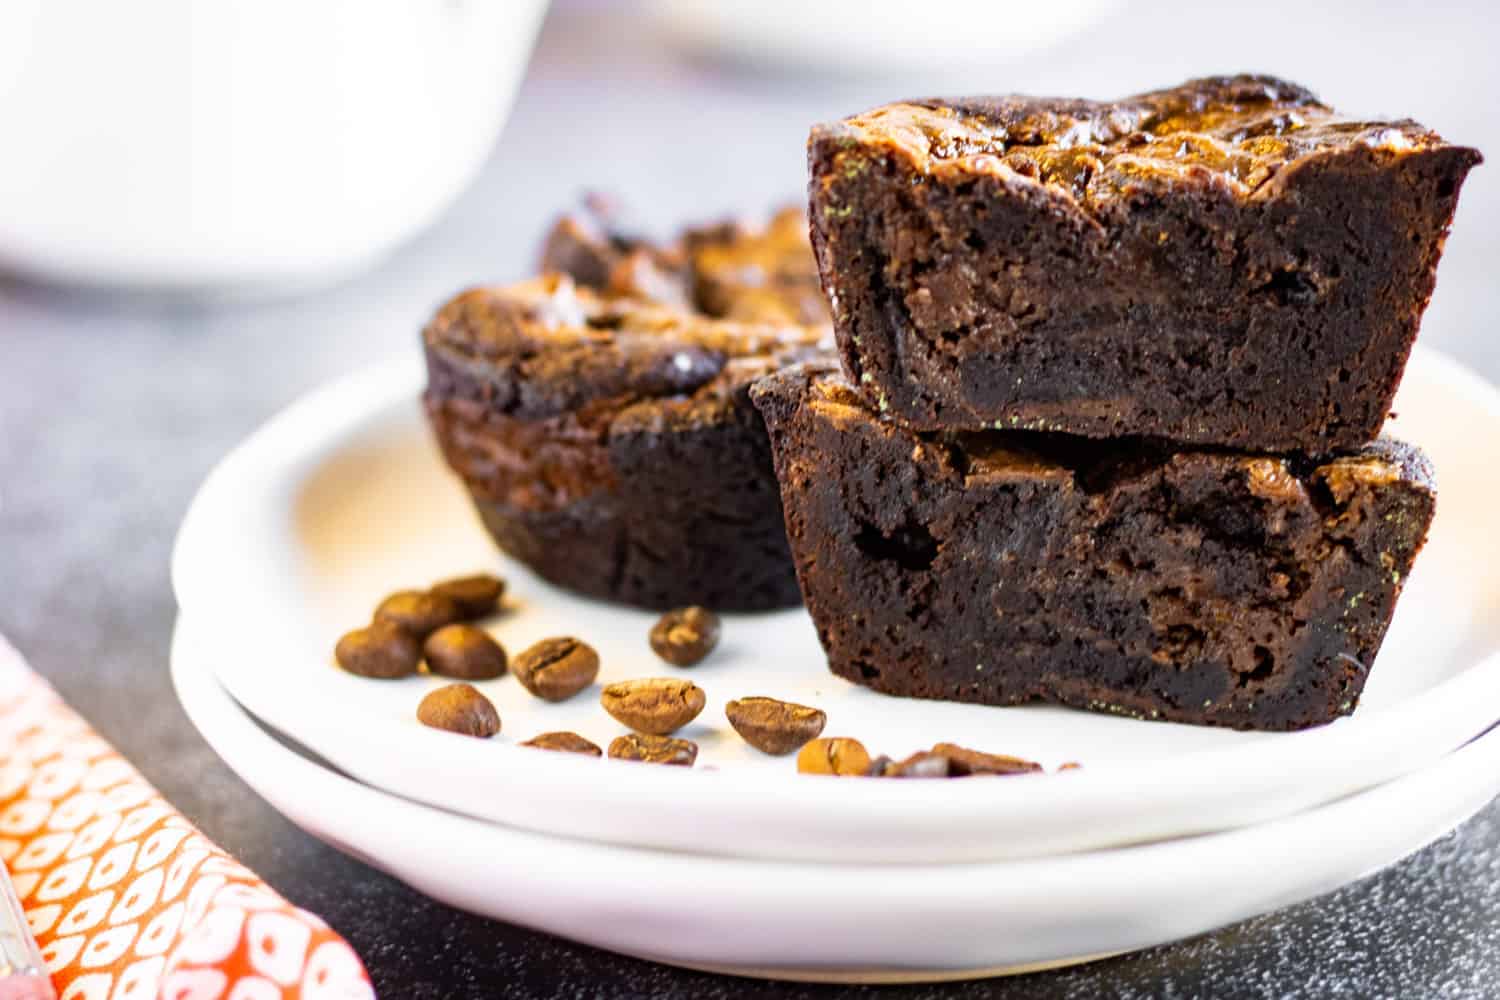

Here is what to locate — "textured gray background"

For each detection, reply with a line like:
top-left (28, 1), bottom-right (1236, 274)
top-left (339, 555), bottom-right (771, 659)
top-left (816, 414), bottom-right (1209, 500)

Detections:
top-left (2, 1), bottom-right (1497, 996)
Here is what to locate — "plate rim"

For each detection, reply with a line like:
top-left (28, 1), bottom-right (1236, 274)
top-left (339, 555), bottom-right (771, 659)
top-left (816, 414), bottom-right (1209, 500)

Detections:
top-left (169, 345), bottom-right (1500, 864)
top-left (169, 612), bottom-right (1500, 981)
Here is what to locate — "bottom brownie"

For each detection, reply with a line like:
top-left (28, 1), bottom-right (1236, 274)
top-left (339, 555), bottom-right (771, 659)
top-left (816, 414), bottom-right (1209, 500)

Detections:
top-left (751, 366), bottom-right (1436, 731)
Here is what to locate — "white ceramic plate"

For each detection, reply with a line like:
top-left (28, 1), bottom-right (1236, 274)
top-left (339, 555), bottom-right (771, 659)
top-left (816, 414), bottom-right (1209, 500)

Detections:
top-left (170, 614), bottom-right (1500, 983)
top-left (170, 346), bottom-right (1500, 863)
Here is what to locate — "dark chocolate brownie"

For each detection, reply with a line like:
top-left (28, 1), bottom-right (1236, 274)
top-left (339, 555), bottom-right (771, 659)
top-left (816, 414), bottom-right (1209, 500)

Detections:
top-left (751, 364), bottom-right (1436, 731)
top-left (541, 199), bottom-right (828, 324)
top-left (808, 74), bottom-right (1480, 450)
top-left (423, 275), bottom-right (828, 610)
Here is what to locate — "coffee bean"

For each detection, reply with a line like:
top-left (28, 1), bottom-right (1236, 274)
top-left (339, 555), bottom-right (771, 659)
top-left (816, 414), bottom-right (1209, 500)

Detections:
top-left (512, 637), bottom-right (600, 702)
top-left (416, 683), bottom-right (500, 738)
top-left (724, 697), bottom-right (826, 755)
top-left (423, 625), bottom-right (507, 681)
top-left (796, 737), bottom-right (871, 776)
top-left (875, 751), bottom-right (952, 778)
top-left (374, 590), bottom-right (463, 638)
top-left (649, 606), bottom-right (721, 667)
top-left (600, 679), bottom-right (706, 735)
top-left (608, 733), bottom-right (697, 766)
top-left (431, 574), bottom-right (505, 619)
top-left (521, 731), bottom-right (603, 756)
top-left (335, 622), bottom-right (421, 679)
top-left (931, 742), bottom-right (1043, 777)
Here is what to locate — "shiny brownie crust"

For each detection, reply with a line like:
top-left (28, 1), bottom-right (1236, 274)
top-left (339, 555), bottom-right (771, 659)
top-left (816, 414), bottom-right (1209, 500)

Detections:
top-left (540, 200), bottom-right (828, 325)
top-left (751, 364), bottom-right (1436, 730)
top-left (808, 74), bottom-right (1481, 450)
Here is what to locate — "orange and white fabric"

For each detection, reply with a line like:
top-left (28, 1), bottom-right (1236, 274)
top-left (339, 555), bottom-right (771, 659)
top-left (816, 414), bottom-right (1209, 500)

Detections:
top-left (0, 637), bottom-right (374, 1000)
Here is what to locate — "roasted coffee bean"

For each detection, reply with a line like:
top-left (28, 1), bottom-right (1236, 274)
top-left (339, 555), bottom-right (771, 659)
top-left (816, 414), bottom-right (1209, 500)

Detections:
top-left (431, 574), bottom-right (506, 619)
top-left (600, 679), bottom-right (706, 735)
top-left (608, 733), bottom-right (698, 766)
top-left (423, 625), bottom-right (507, 681)
top-left (931, 742), bottom-right (1043, 777)
top-left (876, 751), bottom-right (953, 779)
top-left (511, 637), bottom-right (600, 702)
top-left (521, 731), bottom-right (603, 756)
top-left (796, 737), bottom-right (871, 776)
top-left (416, 683), bottom-right (500, 738)
top-left (724, 697), bottom-right (826, 755)
top-left (374, 590), bottom-right (463, 638)
top-left (335, 622), bottom-right (421, 679)
top-left (649, 606), bottom-right (721, 666)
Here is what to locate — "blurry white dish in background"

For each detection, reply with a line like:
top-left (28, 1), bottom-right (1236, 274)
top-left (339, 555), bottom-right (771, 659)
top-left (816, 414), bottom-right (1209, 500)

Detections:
top-left (0, 0), bottom-right (548, 292)
top-left (651, 0), bottom-right (1121, 77)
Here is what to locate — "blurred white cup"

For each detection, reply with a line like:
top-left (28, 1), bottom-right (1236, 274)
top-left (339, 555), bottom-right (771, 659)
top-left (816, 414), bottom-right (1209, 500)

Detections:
top-left (0, 0), bottom-right (548, 292)
top-left (652, 0), bottom-right (1121, 77)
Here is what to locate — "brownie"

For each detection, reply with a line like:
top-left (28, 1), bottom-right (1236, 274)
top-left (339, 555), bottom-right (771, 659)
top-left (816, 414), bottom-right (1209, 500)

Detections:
top-left (540, 198), bottom-right (828, 324)
top-left (808, 74), bottom-right (1480, 450)
top-left (423, 275), bottom-right (828, 610)
top-left (751, 364), bottom-right (1436, 730)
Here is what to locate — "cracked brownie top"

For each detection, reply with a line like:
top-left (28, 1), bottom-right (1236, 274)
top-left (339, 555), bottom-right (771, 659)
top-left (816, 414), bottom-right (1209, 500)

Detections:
top-left (424, 274), bottom-right (829, 422)
top-left (821, 74), bottom-right (1463, 203)
top-left (540, 199), bottom-right (829, 325)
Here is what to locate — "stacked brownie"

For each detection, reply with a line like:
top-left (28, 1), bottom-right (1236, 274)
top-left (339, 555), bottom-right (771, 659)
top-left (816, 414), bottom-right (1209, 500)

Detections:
top-left (752, 75), bottom-right (1479, 730)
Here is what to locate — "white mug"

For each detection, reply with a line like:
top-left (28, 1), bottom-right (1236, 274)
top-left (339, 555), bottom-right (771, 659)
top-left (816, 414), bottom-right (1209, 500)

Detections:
top-left (0, 0), bottom-right (548, 292)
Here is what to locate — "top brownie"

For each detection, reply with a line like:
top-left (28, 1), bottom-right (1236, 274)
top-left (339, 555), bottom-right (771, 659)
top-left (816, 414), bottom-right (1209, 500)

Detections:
top-left (540, 198), bottom-right (828, 325)
top-left (809, 75), bottom-right (1480, 451)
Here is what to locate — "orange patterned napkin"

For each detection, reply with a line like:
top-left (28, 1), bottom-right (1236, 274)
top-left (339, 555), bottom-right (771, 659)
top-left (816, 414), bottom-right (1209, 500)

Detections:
top-left (0, 637), bottom-right (374, 999)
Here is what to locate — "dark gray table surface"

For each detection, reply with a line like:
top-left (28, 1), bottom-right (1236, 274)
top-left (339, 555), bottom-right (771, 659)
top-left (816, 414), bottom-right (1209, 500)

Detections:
top-left (3, 2), bottom-right (1498, 996)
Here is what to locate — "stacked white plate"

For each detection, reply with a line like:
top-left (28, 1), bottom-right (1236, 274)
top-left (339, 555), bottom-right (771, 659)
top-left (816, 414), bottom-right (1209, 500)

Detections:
top-left (171, 346), bottom-right (1500, 982)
